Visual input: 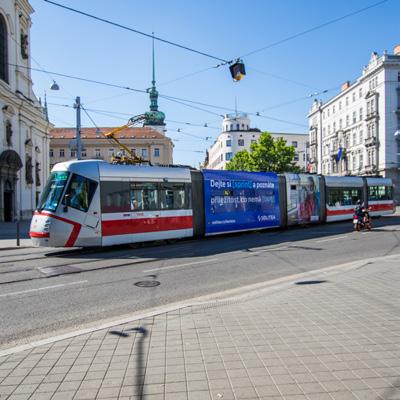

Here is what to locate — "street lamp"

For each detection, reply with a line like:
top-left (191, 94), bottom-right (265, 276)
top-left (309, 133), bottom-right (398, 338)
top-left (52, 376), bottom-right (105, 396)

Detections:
top-left (50, 81), bottom-right (82, 160)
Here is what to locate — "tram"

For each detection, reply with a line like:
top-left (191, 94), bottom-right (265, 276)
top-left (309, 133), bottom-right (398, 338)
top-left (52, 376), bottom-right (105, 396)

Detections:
top-left (29, 160), bottom-right (396, 247)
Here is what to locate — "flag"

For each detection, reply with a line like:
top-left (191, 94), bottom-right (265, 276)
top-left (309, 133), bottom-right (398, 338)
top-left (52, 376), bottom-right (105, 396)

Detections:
top-left (336, 147), bottom-right (343, 162)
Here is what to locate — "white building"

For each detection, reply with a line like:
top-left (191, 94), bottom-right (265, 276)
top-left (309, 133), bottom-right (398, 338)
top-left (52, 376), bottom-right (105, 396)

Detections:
top-left (0, 0), bottom-right (52, 221)
top-left (205, 113), bottom-right (308, 170)
top-left (308, 46), bottom-right (400, 201)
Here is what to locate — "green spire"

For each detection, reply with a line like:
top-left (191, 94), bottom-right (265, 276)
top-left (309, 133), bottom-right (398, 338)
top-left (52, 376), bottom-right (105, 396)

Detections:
top-left (144, 33), bottom-right (165, 127)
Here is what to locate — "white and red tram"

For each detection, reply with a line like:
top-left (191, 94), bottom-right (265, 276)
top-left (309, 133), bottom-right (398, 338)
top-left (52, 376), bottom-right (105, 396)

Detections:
top-left (29, 160), bottom-right (396, 247)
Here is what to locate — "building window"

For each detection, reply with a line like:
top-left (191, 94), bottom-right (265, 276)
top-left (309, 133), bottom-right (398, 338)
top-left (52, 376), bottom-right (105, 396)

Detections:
top-left (332, 105), bottom-right (335, 114)
top-left (251, 139), bottom-right (256, 144)
top-left (398, 72), bottom-right (400, 82)
top-left (339, 101), bottom-right (342, 110)
top-left (359, 108), bottom-right (363, 121)
top-left (238, 139), bottom-right (244, 146)
top-left (59, 149), bottom-right (65, 157)
top-left (333, 122), bottom-right (336, 132)
top-left (339, 119), bottom-right (342, 129)
top-left (291, 141), bottom-right (298, 148)
top-left (0, 14), bottom-right (8, 83)
top-left (70, 150), bottom-right (76, 157)
top-left (226, 139), bottom-right (232, 147)
top-left (359, 87), bottom-right (363, 98)
top-left (352, 92), bottom-right (356, 102)
top-left (154, 148), bottom-right (160, 157)
top-left (81, 148), bottom-right (87, 157)
top-left (225, 152), bottom-right (233, 161)
top-left (142, 148), bottom-right (148, 158)
top-left (293, 153), bottom-right (299, 161)
top-left (345, 97), bottom-right (349, 106)
top-left (346, 115), bottom-right (349, 127)
top-left (236, 124), bottom-right (240, 130)
top-left (95, 149), bottom-right (101, 158)
top-left (108, 148), bottom-right (114, 157)
top-left (230, 124), bottom-right (233, 131)
top-left (241, 124), bottom-right (244, 129)
top-left (131, 148), bottom-right (136, 155)
top-left (49, 149), bottom-right (54, 157)
top-left (352, 111), bottom-right (356, 124)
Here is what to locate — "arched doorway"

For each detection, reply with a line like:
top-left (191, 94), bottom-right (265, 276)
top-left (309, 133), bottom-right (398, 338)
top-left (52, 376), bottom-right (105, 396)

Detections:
top-left (0, 150), bottom-right (22, 222)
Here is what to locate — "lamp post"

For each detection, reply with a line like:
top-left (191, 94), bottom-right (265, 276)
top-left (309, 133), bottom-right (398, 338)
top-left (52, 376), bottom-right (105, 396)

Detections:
top-left (73, 96), bottom-right (82, 160)
top-left (50, 81), bottom-right (82, 160)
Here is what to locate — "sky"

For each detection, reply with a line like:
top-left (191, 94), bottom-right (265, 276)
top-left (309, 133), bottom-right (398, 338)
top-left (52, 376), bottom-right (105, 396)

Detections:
top-left (29, 0), bottom-right (400, 167)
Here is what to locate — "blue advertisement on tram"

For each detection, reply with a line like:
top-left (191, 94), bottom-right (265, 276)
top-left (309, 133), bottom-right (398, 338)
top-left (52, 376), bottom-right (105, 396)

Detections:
top-left (203, 170), bottom-right (281, 235)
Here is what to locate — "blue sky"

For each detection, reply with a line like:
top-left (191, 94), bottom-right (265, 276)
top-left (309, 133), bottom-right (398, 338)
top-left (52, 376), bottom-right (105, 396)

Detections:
top-left (29, 0), bottom-right (400, 167)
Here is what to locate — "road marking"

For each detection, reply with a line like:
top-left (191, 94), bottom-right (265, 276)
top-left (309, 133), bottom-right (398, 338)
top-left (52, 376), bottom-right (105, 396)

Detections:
top-left (317, 235), bottom-right (348, 243)
top-left (144, 258), bottom-right (219, 273)
top-left (0, 281), bottom-right (88, 298)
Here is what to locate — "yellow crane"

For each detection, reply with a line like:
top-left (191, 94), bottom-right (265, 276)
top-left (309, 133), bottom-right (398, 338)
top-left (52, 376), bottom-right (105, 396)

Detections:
top-left (103, 114), bottom-right (151, 165)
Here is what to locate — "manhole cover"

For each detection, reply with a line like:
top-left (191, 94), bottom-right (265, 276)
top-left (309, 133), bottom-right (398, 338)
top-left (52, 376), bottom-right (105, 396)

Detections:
top-left (134, 280), bottom-right (160, 287)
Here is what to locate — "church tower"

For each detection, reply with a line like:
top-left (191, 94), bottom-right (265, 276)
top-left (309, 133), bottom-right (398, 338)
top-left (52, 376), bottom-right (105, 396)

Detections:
top-left (143, 34), bottom-right (166, 135)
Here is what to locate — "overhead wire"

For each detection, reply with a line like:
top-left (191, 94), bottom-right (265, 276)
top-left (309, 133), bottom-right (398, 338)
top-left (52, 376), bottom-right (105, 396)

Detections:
top-left (238, 0), bottom-right (390, 59)
top-left (44, 0), bottom-right (230, 64)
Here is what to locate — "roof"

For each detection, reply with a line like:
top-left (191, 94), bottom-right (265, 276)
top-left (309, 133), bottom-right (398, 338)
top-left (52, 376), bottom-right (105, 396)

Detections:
top-left (50, 127), bottom-right (168, 140)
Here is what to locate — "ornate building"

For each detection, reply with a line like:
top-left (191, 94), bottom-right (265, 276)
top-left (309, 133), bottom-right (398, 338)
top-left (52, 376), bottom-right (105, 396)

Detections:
top-left (308, 46), bottom-right (400, 201)
top-left (205, 113), bottom-right (308, 170)
top-left (0, 0), bottom-right (52, 221)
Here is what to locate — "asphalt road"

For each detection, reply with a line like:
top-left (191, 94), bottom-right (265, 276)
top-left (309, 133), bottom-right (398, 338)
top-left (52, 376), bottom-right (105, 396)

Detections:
top-left (1, 215), bottom-right (399, 348)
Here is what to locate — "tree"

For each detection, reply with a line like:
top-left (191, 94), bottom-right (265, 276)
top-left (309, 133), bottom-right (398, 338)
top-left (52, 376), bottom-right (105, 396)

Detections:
top-left (225, 132), bottom-right (301, 173)
top-left (225, 150), bottom-right (255, 171)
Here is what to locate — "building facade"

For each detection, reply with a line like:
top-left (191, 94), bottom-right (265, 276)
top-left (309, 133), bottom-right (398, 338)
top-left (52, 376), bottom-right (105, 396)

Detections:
top-left (205, 113), bottom-right (308, 170)
top-left (0, 0), bottom-right (52, 221)
top-left (308, 46), bottom-right (400, 201)
top-left (49, 127), bottom-right (173, 168)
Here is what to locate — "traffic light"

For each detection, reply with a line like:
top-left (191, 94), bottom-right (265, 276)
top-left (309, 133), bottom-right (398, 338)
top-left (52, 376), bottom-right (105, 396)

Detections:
top-left (229, 59), bottom-right (246, 81)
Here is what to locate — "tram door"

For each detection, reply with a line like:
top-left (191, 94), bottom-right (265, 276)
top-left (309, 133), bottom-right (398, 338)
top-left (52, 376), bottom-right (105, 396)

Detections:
top-left (61, 173), bottom-right (101, 246)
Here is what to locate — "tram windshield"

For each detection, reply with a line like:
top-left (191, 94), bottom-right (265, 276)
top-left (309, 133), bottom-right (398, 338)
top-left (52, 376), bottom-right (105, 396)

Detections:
top-left (37, 171), bottom-right (70, 212)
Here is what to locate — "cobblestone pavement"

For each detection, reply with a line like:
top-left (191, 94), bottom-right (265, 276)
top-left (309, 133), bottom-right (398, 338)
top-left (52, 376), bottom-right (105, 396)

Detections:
top-left (1, 255), bottom-right (400, 400)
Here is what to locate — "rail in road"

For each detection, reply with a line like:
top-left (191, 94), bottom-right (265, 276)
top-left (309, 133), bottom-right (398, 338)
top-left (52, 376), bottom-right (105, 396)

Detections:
top-left (0, 215), bottom-right (399, 348)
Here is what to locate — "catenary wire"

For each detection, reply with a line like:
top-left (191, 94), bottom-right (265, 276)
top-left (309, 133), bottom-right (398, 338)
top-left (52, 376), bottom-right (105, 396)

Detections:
top-left (239, 0), bottom-right (390, 59)
top-left (44, 0), bottom-right (230, 64)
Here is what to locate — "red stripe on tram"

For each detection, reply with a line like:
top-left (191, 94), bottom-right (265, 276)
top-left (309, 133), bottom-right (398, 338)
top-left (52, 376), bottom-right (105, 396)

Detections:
top-left (34, 211), bottom-right (82, 247)
top-left (29, 231), bottom-right (50, 238)
top-left (102, 216), bottom-right (193, 237)
top-left (368, 203), bottom-right (394, 212)
top-left (326, 208), bottom-right (354, 216)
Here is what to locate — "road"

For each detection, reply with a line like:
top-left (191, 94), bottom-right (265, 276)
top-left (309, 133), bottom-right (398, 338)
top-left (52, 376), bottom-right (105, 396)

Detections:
top-left (0, 215), bottom-right (399, 349)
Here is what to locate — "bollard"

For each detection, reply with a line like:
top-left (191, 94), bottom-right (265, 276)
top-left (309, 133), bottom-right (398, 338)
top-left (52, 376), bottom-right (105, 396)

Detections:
top-left (16, 220), bottom-right (20, 247)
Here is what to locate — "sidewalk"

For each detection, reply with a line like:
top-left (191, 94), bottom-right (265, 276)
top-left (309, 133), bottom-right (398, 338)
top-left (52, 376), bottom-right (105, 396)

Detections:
top-left (0, 221), bottom-right (32, 249)
top-left (1, 254), bottom-right (400, 399)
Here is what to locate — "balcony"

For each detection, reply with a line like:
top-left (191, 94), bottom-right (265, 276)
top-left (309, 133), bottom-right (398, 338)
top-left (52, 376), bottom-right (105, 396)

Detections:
top-left (365, 111), bottom-right (379, 121)
top-left (364, 136), bottom-right (377, 147)
top-left (363, 164), bottom-right (377, 174)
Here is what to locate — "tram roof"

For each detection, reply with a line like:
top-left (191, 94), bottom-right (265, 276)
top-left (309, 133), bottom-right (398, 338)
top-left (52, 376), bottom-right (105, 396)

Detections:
top-left (52, 160), bottom-right (192, 181)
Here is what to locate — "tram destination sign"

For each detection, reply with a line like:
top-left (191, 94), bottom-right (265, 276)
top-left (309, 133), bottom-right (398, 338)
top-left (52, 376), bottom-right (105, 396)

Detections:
top-left (203, 170), bottom-right (280, 235)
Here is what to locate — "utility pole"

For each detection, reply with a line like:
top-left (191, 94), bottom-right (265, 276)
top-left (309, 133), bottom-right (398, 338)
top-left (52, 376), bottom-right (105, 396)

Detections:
top-left (74, 96), bottom-right (82, 160)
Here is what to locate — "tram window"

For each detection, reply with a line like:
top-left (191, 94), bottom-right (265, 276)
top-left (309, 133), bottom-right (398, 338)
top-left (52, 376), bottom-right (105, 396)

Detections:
top-left (100, 181), bottom-right (130, 213)
top-left (368, 185), bottom-right (393, 201)
top-left (64, 174), bottom-right (98, 212)
top-left (130, 183), bottom-right (158, 211)
top-left (327, 188), bottom-right (341, 207)
top-left (327, 187), bottom-right (362, 206)
top-left (160, 183), bottom-right (185, 209)
top-left (185, 183), bottom-right (192, 209)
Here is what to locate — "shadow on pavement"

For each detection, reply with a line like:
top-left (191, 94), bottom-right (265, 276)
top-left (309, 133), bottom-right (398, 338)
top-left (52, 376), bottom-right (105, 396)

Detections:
top-left (44, 215), bottom-right (400, 263)
top-left (109, 326), bottom-right (148, 399)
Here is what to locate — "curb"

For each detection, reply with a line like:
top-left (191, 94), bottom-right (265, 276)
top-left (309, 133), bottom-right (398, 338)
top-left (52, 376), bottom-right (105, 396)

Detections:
top-left (1, 252), bottom-right (399, 358)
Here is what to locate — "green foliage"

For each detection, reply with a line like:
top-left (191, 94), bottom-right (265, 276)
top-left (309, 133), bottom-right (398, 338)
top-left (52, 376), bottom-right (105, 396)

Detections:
top-left (225, 132), bottom-right (301, 173)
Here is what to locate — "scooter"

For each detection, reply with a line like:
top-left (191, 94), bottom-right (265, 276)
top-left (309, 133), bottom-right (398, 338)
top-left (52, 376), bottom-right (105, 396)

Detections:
top-left (353, 208), bottom-right (372, 231)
